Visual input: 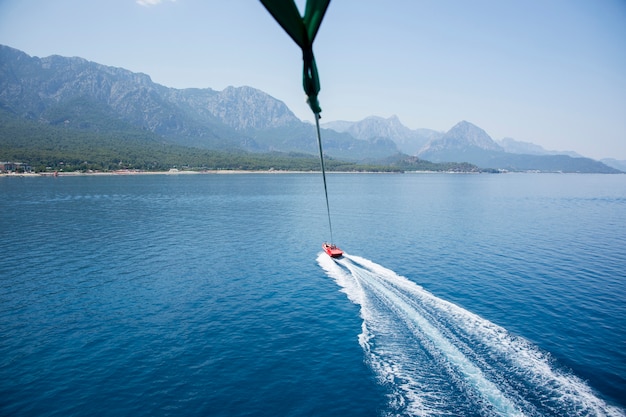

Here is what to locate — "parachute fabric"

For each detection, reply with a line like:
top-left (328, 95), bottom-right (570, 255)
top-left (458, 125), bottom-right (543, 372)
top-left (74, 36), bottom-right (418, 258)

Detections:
top-left (259, 0), bottom-right (330, 114)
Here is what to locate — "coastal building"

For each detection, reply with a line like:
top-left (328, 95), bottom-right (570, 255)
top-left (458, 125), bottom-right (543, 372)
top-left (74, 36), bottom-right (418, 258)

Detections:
top-left (0, 162), bottom-right (32, 173)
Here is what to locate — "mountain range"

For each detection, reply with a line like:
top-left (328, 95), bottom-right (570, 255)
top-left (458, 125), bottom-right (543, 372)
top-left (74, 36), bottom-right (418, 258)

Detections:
top-left (322, 117), bottom-right (623, 173)
top-left (0, 44), bottom-right (622, 173)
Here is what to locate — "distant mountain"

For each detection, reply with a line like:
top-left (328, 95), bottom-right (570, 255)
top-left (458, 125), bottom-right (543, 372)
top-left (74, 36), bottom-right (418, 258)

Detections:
top-left (0, 44), bottom-right (397, 160)
top-left (484, 154), bottom-right (620, 173)
top-left (418, 121), bottom-right (503, 163)
top-left (417, 121), bottom-right (620, 173)
top-left (601, 158), bottom-right (626, 172)
top-left (0, 45), bottom-right (620, 173)
top-left (498, 137), bottom-right (582, 158)
top-left (322, 115), bottom-right (441, 155)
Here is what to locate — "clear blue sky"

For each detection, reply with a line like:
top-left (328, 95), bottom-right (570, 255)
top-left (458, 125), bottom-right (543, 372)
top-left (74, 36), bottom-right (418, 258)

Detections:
top-left (1, 0), bottom-right (625, 160)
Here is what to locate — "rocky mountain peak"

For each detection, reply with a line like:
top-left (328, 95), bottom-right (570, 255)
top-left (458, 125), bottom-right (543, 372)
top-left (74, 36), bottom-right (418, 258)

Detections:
top-left (322, 115), bottom-right (441, 155)
top-left (425, 120), bottom-right (503, 152)
top-left (348, 115), bottom-right (413, 140)
top-left (214, 86), bottom-right (299, 130)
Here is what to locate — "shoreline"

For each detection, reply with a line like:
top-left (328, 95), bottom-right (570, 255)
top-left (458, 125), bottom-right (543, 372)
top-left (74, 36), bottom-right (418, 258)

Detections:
top-left (4, 170), bottom-right (610, 177)
top-left (0, 169), bottom-right (403, 177)
top-left (2, 170), bottom-right (621, 179)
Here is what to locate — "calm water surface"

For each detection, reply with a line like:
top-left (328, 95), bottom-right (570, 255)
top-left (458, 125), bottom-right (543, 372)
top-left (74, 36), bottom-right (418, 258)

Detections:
top-left (1, 173), bottom-right (624, 416)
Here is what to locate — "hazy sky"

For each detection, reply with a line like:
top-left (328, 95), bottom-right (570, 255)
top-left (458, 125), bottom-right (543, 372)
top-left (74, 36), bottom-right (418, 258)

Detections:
top-left (1, 0), bottom-right (625, 160)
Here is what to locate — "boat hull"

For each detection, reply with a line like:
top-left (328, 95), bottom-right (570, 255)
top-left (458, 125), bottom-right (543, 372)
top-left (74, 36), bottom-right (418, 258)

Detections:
top-left (322, 243), bottom-right (343, 258)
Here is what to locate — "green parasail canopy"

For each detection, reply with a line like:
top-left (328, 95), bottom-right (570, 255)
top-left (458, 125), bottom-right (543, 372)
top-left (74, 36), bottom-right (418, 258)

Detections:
top-left (259, 0), bottom-right (330, 115)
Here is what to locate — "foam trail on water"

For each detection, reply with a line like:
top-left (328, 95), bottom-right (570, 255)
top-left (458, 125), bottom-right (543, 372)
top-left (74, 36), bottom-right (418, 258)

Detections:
top-left (318, 253), bottom-right (624, 417)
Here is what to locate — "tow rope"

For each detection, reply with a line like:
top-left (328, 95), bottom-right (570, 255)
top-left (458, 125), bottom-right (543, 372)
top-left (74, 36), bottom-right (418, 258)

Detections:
top-left (314, 112), bottom-right (334, 243)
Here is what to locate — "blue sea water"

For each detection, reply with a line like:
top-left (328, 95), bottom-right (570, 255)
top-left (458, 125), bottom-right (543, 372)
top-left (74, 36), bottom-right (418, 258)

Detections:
top-left (1, 172), bottom-right (625, 416)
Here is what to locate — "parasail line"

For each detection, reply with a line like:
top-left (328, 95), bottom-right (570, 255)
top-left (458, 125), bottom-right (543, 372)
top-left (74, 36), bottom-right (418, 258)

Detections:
top-left (315, 112), bottom-right (334, 244)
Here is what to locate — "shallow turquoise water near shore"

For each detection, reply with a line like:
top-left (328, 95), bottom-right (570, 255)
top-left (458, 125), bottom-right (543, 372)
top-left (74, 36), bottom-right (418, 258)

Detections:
top-left (1, 173), bottom-right (624, 416)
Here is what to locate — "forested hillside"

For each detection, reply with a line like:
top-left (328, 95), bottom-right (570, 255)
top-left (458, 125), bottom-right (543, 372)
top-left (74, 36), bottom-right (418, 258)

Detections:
top-left (0, 109), bottom-right (406, 172)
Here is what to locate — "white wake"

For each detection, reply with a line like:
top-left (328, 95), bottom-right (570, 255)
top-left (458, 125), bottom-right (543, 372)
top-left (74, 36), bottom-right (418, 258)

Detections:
top-left (318, 253), bottom-right (624, 417)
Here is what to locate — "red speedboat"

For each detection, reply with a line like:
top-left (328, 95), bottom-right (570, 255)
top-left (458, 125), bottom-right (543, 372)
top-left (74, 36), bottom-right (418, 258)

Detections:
top-left (322, 242), bottom-right (343, 258)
